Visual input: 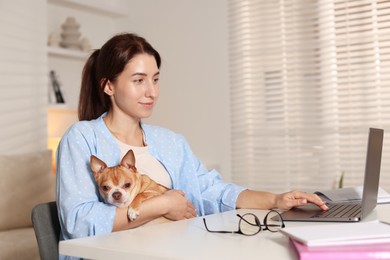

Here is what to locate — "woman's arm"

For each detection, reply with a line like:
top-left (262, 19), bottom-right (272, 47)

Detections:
top-left (57, 128), bottom-right (117, 239)
top-left (112, 189), bottom-right (197, 231)
top-left (236, 189), bottom-right (329, 211)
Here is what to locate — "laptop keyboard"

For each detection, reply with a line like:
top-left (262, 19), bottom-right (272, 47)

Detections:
top-left (312, 203), bottom-right (361, 218)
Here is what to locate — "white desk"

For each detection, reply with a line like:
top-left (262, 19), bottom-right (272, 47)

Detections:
top-left (59, 204), bottom-right (390, 260)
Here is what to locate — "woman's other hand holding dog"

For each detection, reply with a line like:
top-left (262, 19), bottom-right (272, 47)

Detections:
top-left (161, 190), bottom-right (197, 220)
top-left (113, 189), bottom-right (196, 231)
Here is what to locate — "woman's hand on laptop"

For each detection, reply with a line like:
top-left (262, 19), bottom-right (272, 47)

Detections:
top-left (275, 190), bottom-right (329, 211)
top-left (236, 189), bottom-right (328, 210)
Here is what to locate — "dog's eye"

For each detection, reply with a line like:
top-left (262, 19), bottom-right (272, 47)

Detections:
top-left (102, 185), bottom-right (110, 191)
top-left (124, 183), bottom-right (131, 189)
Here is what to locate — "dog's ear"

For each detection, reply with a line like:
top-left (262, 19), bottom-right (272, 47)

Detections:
top-left (120, 150), bottom-right (137, 172)
top-left (90, 155), bottom-right (107, 177)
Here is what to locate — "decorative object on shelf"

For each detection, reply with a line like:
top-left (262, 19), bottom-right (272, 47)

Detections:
top-left (48, 32), bottom-right (61, 47)
top-left (60, 16), bottom-right (82, 50)
top-left (80, 37), bottom-right (92, 51)
top-left (49, 70), bottom-right (65, 104)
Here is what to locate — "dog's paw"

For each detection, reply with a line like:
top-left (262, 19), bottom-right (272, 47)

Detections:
top-left (127, 207), bottom-right (139, 221)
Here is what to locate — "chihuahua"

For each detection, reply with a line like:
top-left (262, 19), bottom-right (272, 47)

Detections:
top-left (90, 150), bottom-right (169, 221)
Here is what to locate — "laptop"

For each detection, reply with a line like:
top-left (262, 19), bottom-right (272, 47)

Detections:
top-left (279, 128), bottom-right (384, 222)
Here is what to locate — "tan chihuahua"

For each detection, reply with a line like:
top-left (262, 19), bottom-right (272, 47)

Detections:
top-left (90, 150), bottom-right (169, 221)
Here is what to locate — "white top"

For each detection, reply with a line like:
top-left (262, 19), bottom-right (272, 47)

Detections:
top-left (116, 138), bottom-right (172, 188)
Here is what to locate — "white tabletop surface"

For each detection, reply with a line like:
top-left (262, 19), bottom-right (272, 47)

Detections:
top-left (59, 204), bottom-right (390, 260)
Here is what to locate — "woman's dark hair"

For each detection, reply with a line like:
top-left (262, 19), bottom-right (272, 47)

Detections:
top-left (78, 33), bottom-right (161, 121)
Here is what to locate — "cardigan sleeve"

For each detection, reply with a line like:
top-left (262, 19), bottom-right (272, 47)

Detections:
top-left (56, 122), bottom-right (116, 240)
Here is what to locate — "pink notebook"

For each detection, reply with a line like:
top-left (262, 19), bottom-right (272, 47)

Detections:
top-left (290, 239), bottom-right (390, 260)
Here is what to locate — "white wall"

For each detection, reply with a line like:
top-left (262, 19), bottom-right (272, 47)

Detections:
top-left (115, 0), bottom-right (232, 180)
top-left (0, 0), bottom-right (48, 154)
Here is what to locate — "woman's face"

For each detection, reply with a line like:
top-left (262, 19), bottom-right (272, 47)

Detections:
top-left (104, 53), bottom-right (160, 120)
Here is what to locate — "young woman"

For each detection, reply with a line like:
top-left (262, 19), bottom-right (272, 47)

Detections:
top-left (56, 33), bottom-right (328, 242)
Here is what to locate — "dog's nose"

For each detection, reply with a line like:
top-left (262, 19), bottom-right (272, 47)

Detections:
top-left (112, 191), bottom-right (122, 200)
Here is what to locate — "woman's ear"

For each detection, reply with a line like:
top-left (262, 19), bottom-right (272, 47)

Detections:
top-left (103, 80), bottom-right (114, 96)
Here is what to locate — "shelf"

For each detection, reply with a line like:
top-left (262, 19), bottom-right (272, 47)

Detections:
top-left (48, 46), bottom-right (89, 60)
top-left (48, 0), bottom-right (128, 17)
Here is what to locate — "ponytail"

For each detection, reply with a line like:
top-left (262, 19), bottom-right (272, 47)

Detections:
top-left (78, 49), bottom-right (110, 121)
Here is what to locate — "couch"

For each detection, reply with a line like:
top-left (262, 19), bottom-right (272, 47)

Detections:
top-left (0, 150), bottom-right (55, 260)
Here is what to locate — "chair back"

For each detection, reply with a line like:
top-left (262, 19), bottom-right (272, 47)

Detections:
top-left (31, 201), bottom-right (61, 260)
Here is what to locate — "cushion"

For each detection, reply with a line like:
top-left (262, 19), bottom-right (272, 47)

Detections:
top-left (0, 228), bottom-right (40, 260)
top-left (0, 150), bottom-right (55, 231)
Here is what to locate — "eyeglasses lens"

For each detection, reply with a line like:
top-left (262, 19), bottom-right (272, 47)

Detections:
top-left (265, 211), bottom-right (283, 232)
top-left (239, 214), bottom-right (261, 236)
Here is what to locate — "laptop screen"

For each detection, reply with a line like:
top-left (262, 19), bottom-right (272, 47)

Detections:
top-left (361, 128), bottom-right (384, 218)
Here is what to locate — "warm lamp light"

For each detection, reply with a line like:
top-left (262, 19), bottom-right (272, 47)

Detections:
top-left (48, 137), bottom-right (61, 174)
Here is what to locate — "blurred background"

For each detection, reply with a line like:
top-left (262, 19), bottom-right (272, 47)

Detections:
top-left (1, 0), bottom-right (390, 194)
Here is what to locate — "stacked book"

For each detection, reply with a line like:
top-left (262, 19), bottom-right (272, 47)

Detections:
top-left (280, 221), bottom-right (390, 259)
top-left (49, 70), bottom-right (65, 104)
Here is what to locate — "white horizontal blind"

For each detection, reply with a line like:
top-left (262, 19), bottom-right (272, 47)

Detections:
top-left (0, 0), bottom-right (48, 154)
top-left (228, 0), bottom-right (390, 193)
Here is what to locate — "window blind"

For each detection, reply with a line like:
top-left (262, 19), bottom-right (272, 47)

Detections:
top-left (0, 0), bottom-right (48, 154)
top-left (228, 0), bottom-right (390, 193)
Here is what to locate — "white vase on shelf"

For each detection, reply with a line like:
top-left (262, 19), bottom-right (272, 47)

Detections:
top-left (48, 32), bottom-right (61, 47)
top-left (80, 37), bottom-right (92, 51)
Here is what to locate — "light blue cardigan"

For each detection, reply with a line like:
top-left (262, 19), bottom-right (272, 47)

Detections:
top-left (56, 113), bottom-right (245, 242)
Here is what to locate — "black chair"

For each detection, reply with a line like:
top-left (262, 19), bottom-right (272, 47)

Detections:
top-left (31, 201), bottom-right (61, 260)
